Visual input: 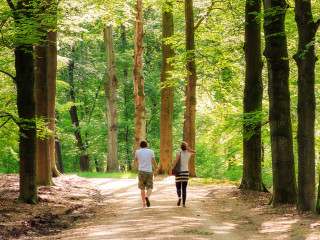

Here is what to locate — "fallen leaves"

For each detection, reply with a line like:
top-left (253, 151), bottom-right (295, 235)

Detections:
top-left (0, 174), bottom-right (103, 239)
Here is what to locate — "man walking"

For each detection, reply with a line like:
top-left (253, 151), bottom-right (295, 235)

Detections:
top-left (135, 140), bottom-right (157, 207)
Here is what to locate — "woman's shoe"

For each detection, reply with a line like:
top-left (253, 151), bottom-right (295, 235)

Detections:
top-left (145, 197), bottom-right (150, 207)
top-left (177, 198), bottom-right (181, 206)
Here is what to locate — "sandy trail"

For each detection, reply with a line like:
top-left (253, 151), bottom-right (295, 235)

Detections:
top-left (37, 176), bottom-right (242, 240)
top-left (35, 176), bottom-right (320, 240)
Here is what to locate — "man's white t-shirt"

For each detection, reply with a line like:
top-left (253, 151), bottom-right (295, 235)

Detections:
top-left (135, 148), bottom-right (155, 172)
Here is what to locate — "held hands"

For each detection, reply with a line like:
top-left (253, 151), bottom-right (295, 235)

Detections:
top-left (154, 172), bottom-right (157, 178)
top-left (169, 169), bottom-right (173, 176)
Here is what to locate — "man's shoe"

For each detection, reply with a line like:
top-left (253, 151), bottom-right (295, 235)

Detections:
top-left (145, 197), bottom-right (150, 207)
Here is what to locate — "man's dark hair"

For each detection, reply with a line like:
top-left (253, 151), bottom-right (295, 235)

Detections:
top-left (140, 140), bottom-right (148, 148)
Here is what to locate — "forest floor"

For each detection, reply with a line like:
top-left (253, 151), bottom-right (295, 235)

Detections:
top-left (1, 174), bottom-right (320, 240)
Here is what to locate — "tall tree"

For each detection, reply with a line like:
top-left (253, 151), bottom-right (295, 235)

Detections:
top-left (55, 137), bottom-right (64, 173)
top-left (103, 25), bottom-right (119, 172)
top-left (240, 0), bottom-right (266, 191)
top-left (158, 0), bottom-right (175, 174)
top-left (263, 0), bottom-right (297, 204)
top-left (47, 1), bottom-right (60, 178)
top-left (6, 0), bottom-right (38, 203)
top-left (35, 0), bottom-right (60, 185)
top-left (34, 0), bottom-right (52, 185)
top-left (68, 47), bottom-right (90, 171)
top-left (317, 175), bottom-right (320, 214)
top-left (184, 0), bottom-right (197, 177)
top-left (55, 111), bottom-right (64, 173)
top-left (119, 24), bottom-right (134, 171)
top-left (294, 0), bottom-right (320, 212)
top-left (133, 0), bottom-right (146, 156)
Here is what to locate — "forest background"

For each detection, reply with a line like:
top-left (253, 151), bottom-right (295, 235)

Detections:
top-left (1, 0), bottom-right (320, 210)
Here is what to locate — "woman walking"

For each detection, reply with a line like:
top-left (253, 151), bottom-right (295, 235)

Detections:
top-left (169, 142), bottom-right (196, 207)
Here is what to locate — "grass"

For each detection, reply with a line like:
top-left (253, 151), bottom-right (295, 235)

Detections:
top-left (76, 172), bottom-right (138, 179)
top-left (183, 230), bottom-right (214, 235)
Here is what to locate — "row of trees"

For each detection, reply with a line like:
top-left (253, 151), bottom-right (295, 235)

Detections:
top-left (241, 0), bottom-right (320, 212)
top-left (1, 0), bottom-right (320, 213)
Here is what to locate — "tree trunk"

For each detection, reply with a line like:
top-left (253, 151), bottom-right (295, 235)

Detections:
top-left (68, 50), bottom-right (90, 171)
top-left (55, 111), bottom-right (64, 173)
top-left (35, 33), bottom-right (52, 186)
top-left (263, 0), bottom-right (297, 205)
top-left (294, 0), bottom-right (318, 212)
top-left (133, 0), bottom-right (146, 170)
top-left (69, 102), bottom-right (90, 172)
top-left (240, 0), bottom-right (266, 192)
top-left (317, 173), bottom-right (320, 214)
top-left (121, 25), bottom-right (133, 171)
top-left (121, 25), bottom-right (132, 171)
top-left (16, 44), bottom-right (38, 203)
top-left (55, 137), bottom-right (64, 173)
top-left (103, 25), bottom-right (119, 172)
top-left (47, 7), bottom-right (60, 178)
top-left (7, 0), bottom-right (38, 204)
top-left (158, 0), bottom-right (175, 175)
top-left (184, 0), bottom-right (197, 177)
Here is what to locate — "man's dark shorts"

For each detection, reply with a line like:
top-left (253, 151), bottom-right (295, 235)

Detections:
top-left (138, 170), bottom-right (153, 190)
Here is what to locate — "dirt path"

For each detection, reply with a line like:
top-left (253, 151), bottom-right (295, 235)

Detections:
top-left (34, 176), bottom-right (320, 240)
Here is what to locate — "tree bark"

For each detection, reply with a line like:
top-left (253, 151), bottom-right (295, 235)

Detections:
top-left (158, 0), bottom-right (175, 175)
top-left (240, 0), bottom-right (266, 192)
top-left (317, 173), bottom-right (320, 214)
top-left (133, 0), bottom-right (146, 170)
top-left (16, 44), bottom-right (38, 204)
top-left (263, 0), bottom-right (297, 205)
top-left (103, 25), bottom-right (119, 172)
top-left (68, 49), bottom-right (90, 171)
top-left (184, 0), bottom-right (197, 177)
top-left (35, 32), bottom-right (52, 186)
top-left (294, 0), bottom-right (318, 212)
top-left (55, 111), bottom-right (64, 173)
top-left (55, 137), bottom-right (64, 173)
top-left (47, 4), bottom-right (60, 178)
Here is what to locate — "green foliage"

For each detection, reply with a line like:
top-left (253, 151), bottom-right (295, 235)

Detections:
top-left (0, 61), bottom-right (19, 173)
top-left (0, 0), bottom-right (319, 202)
top-left (76, 172), bottom-right (137, 178)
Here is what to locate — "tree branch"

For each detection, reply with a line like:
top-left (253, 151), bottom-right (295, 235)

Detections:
top-left (0, 117), bottom-right (12, 128)
top-left (193, 0), bottom-right (219, 34)
top-left (5, 0), bottom-right (15, 10)
top-left (0, 112), bottom-right (13, 118)
top-left (0, 114), bottom-right (10, 118)
top-left (0, 69), bottom-right (16, 82)
top-left (315, 18), bottom-right (320, 32)
top-left (0, 17), bottom-right (9, 29)
top-left (0, 112), bottom-right (18, 127)
top-left (197, 51), bottom-right (218, 67)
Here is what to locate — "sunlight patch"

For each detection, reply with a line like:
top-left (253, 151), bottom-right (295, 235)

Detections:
top-left (260, 218), bottom-right (298, 233)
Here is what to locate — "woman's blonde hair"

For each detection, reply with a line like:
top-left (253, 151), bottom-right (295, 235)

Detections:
top-left (180, 141), bottom-right (188, 151)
